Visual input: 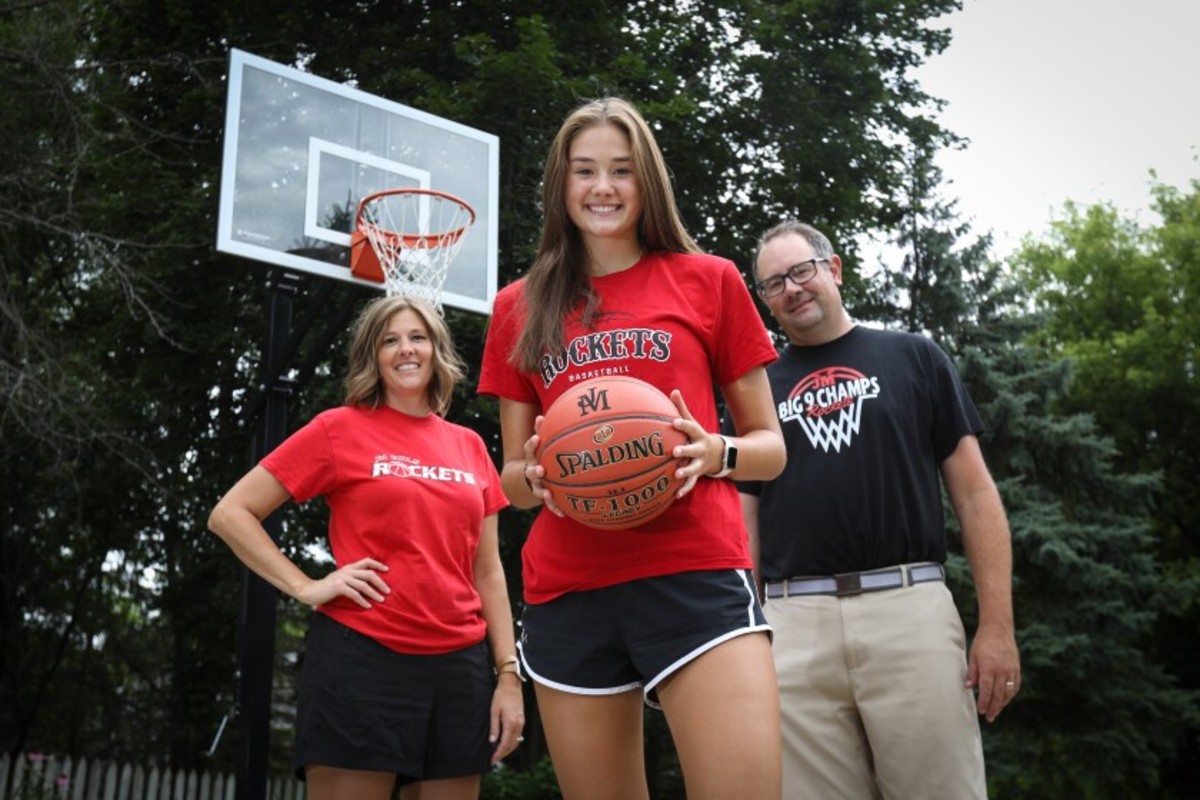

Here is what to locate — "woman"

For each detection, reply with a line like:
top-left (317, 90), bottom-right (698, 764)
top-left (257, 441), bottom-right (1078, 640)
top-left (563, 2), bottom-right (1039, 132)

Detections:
top-left (209, 295), bottom-right (523, 800)
top-left (479, 97), bottom-right (786, 799)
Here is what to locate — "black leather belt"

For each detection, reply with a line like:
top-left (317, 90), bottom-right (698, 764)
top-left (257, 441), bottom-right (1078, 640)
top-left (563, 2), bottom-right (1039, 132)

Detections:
top-left (764, 562), bottom-right (945, 599)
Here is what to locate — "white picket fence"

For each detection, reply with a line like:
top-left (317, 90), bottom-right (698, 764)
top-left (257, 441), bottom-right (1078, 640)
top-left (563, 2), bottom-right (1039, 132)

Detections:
top-left (0, 753), bottom-right (302, 800)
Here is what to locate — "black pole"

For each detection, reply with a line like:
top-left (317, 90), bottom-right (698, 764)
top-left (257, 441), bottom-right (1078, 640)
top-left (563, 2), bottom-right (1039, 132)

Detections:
top-left (235, 271), bottom-right (301, 800)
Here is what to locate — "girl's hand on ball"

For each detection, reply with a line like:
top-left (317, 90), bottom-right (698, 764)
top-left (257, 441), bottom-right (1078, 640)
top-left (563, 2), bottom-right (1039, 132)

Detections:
top-left (528, 415), bottom-right (565, 516)
top-left (669, 389), bottom-right (707, 499)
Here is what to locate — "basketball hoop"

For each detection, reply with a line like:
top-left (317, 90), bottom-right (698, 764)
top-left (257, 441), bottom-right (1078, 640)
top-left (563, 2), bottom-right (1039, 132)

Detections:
top-left (350, 188), bottom-right (476, 310)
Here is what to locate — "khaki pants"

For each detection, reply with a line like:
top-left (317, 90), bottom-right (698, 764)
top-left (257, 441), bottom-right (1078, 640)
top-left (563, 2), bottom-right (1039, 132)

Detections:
top-left (765, 582), bottom-right (986, 799)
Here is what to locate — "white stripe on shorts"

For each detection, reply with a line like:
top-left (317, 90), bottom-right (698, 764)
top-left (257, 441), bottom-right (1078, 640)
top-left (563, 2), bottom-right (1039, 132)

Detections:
top-left (641, 570), bottom-right (773, 708)
top-left (516, 640), bottom-right (643, 697)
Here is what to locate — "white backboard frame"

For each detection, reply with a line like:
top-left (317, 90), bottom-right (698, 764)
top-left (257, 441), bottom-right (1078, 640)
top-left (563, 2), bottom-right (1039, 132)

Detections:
top-left (216, 48), bottom-right (499, 315)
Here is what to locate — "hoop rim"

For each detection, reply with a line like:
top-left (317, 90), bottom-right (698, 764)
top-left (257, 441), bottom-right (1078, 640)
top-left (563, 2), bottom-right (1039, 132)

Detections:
top-left (354, 188), bottom-right (477, 249)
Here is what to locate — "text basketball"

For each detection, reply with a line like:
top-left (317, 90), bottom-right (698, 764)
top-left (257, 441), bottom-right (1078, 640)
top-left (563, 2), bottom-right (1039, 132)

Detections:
top-left (537, 376), bottom-right (687, 530)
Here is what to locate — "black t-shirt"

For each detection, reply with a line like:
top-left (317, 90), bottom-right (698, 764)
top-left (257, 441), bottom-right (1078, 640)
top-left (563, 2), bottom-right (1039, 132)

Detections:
top-left (731, 325), bottom-right (982, 578)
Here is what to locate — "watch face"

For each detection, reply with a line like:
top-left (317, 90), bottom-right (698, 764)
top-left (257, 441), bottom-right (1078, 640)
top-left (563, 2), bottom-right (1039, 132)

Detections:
top-left (726, 442), bottom-right (738, 469)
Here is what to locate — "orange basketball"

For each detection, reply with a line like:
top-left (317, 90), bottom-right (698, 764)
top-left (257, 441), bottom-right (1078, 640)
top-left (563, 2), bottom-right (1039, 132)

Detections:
top-left (537, 376), bottom-right (687, 530)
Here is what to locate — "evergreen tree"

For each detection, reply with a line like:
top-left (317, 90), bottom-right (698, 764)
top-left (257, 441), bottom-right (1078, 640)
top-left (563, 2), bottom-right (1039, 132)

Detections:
top-left (870, 150), bottom-right (1194, 797)
top-left (1018, 184), bottom-right (1200, 797)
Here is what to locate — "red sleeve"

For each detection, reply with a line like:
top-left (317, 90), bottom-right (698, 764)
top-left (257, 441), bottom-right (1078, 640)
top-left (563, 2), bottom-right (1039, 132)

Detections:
top-left (259, 412), bottom-right (337, 503)
top-left (713, 259), bottom-right (778, 384)
top-left (474, 432), bottom-right (509, 516)
top-left (478, 280), bottom-right (539, 404)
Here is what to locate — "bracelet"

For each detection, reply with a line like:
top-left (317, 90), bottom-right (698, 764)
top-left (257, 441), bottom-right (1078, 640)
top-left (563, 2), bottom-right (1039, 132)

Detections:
top-left (495, 655), bottom-right (525, 682)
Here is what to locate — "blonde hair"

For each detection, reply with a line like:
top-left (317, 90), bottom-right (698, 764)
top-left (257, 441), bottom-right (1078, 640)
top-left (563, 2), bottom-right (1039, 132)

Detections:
top-left (343, 296), bottom-right (465, 416)
top-left (513, 97), bottom-right (702, 371)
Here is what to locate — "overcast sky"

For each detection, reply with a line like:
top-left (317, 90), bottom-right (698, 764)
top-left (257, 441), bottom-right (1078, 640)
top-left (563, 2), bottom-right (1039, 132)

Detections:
top-left (912, 0), bottom-right (1200, 257)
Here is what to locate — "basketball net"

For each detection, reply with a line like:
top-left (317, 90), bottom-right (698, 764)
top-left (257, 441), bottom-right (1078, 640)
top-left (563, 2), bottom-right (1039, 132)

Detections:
top-left (352, 189), bottom-right (476, 311)
top-left (800, 402), bottom-right (863, 453)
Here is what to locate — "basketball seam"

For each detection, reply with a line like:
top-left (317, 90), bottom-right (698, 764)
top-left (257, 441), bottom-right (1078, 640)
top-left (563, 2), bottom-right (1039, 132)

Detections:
top-left (539, 459), bottom-right (682, 489)
top-left (539, 412), bottom-right (678, 441)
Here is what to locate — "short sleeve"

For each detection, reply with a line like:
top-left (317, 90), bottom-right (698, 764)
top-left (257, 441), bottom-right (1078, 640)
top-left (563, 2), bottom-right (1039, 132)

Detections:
top-left (713, 260), bottom-right (777, 385)
top-left (478, 281), bottom-right (538, 403)
top-left (259, 414), bottom-right (338, 503)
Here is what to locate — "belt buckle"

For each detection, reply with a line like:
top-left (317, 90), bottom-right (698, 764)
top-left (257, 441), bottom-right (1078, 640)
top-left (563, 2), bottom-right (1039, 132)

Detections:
top-left (834, 572), bottom-right (862, 596)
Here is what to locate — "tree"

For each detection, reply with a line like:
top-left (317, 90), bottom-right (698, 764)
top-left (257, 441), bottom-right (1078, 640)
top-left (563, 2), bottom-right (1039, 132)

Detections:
top-left (0, 0), bottom-right (184, 766)
top-left (1018, 183), bottom-right (1200, 797)
top-left (868, 152), bottom-right (1196, 797)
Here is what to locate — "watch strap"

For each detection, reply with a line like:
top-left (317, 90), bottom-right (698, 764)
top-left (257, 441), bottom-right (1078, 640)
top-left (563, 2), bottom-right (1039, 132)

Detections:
top-left (710, 434), bottom-right (736, 479)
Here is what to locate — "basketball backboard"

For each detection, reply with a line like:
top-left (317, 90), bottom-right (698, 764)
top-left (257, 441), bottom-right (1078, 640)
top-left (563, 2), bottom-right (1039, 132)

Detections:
top-left (217, 49), bottom-right (499, 314)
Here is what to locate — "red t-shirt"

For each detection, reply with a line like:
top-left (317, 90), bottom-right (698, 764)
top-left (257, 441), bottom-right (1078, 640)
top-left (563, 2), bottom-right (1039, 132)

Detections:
top-left (261, 405), bottom-right (508, 654)
top-left (479, 251), bottom-right (777, 603)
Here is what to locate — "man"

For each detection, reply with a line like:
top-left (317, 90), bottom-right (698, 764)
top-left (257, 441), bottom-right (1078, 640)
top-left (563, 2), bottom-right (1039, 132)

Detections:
top-left (734, 221), bottom-right (1020, 799)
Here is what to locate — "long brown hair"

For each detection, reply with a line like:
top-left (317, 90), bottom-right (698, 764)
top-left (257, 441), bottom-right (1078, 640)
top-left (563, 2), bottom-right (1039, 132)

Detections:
top-left (512, 97), bottom-right (702, 371)
top-left (343, 295), bottom-right (465, 416)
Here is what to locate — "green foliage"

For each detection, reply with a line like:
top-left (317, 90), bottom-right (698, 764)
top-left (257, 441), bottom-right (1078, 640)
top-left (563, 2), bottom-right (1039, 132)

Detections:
top-left (874, 149), bottom-right (1197, 797)
top-left (1016, 181), bottom-right (1200, 796)
top-left (970, 375), bottom-right (1190, 797)
top-left (481, 755), bottom-right (561, 800)
top-left (1019, 188), bottom-right (1200, 546)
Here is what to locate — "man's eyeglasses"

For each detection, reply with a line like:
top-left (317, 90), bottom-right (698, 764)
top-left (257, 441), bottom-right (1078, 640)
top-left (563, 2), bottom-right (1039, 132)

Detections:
top-left (754, 258), bottom-right (829, 298)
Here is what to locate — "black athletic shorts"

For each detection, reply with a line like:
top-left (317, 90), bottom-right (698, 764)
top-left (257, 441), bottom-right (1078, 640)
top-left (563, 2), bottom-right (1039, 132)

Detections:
top-left (518, 569), bottom-right (769, 708)
top-left (293, 612), bottom-right (494, 784)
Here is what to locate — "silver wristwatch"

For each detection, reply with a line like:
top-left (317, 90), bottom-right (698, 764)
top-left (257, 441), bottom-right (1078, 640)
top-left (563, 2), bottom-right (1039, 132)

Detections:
top-left (710, 434), bottom-right (738, 479)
